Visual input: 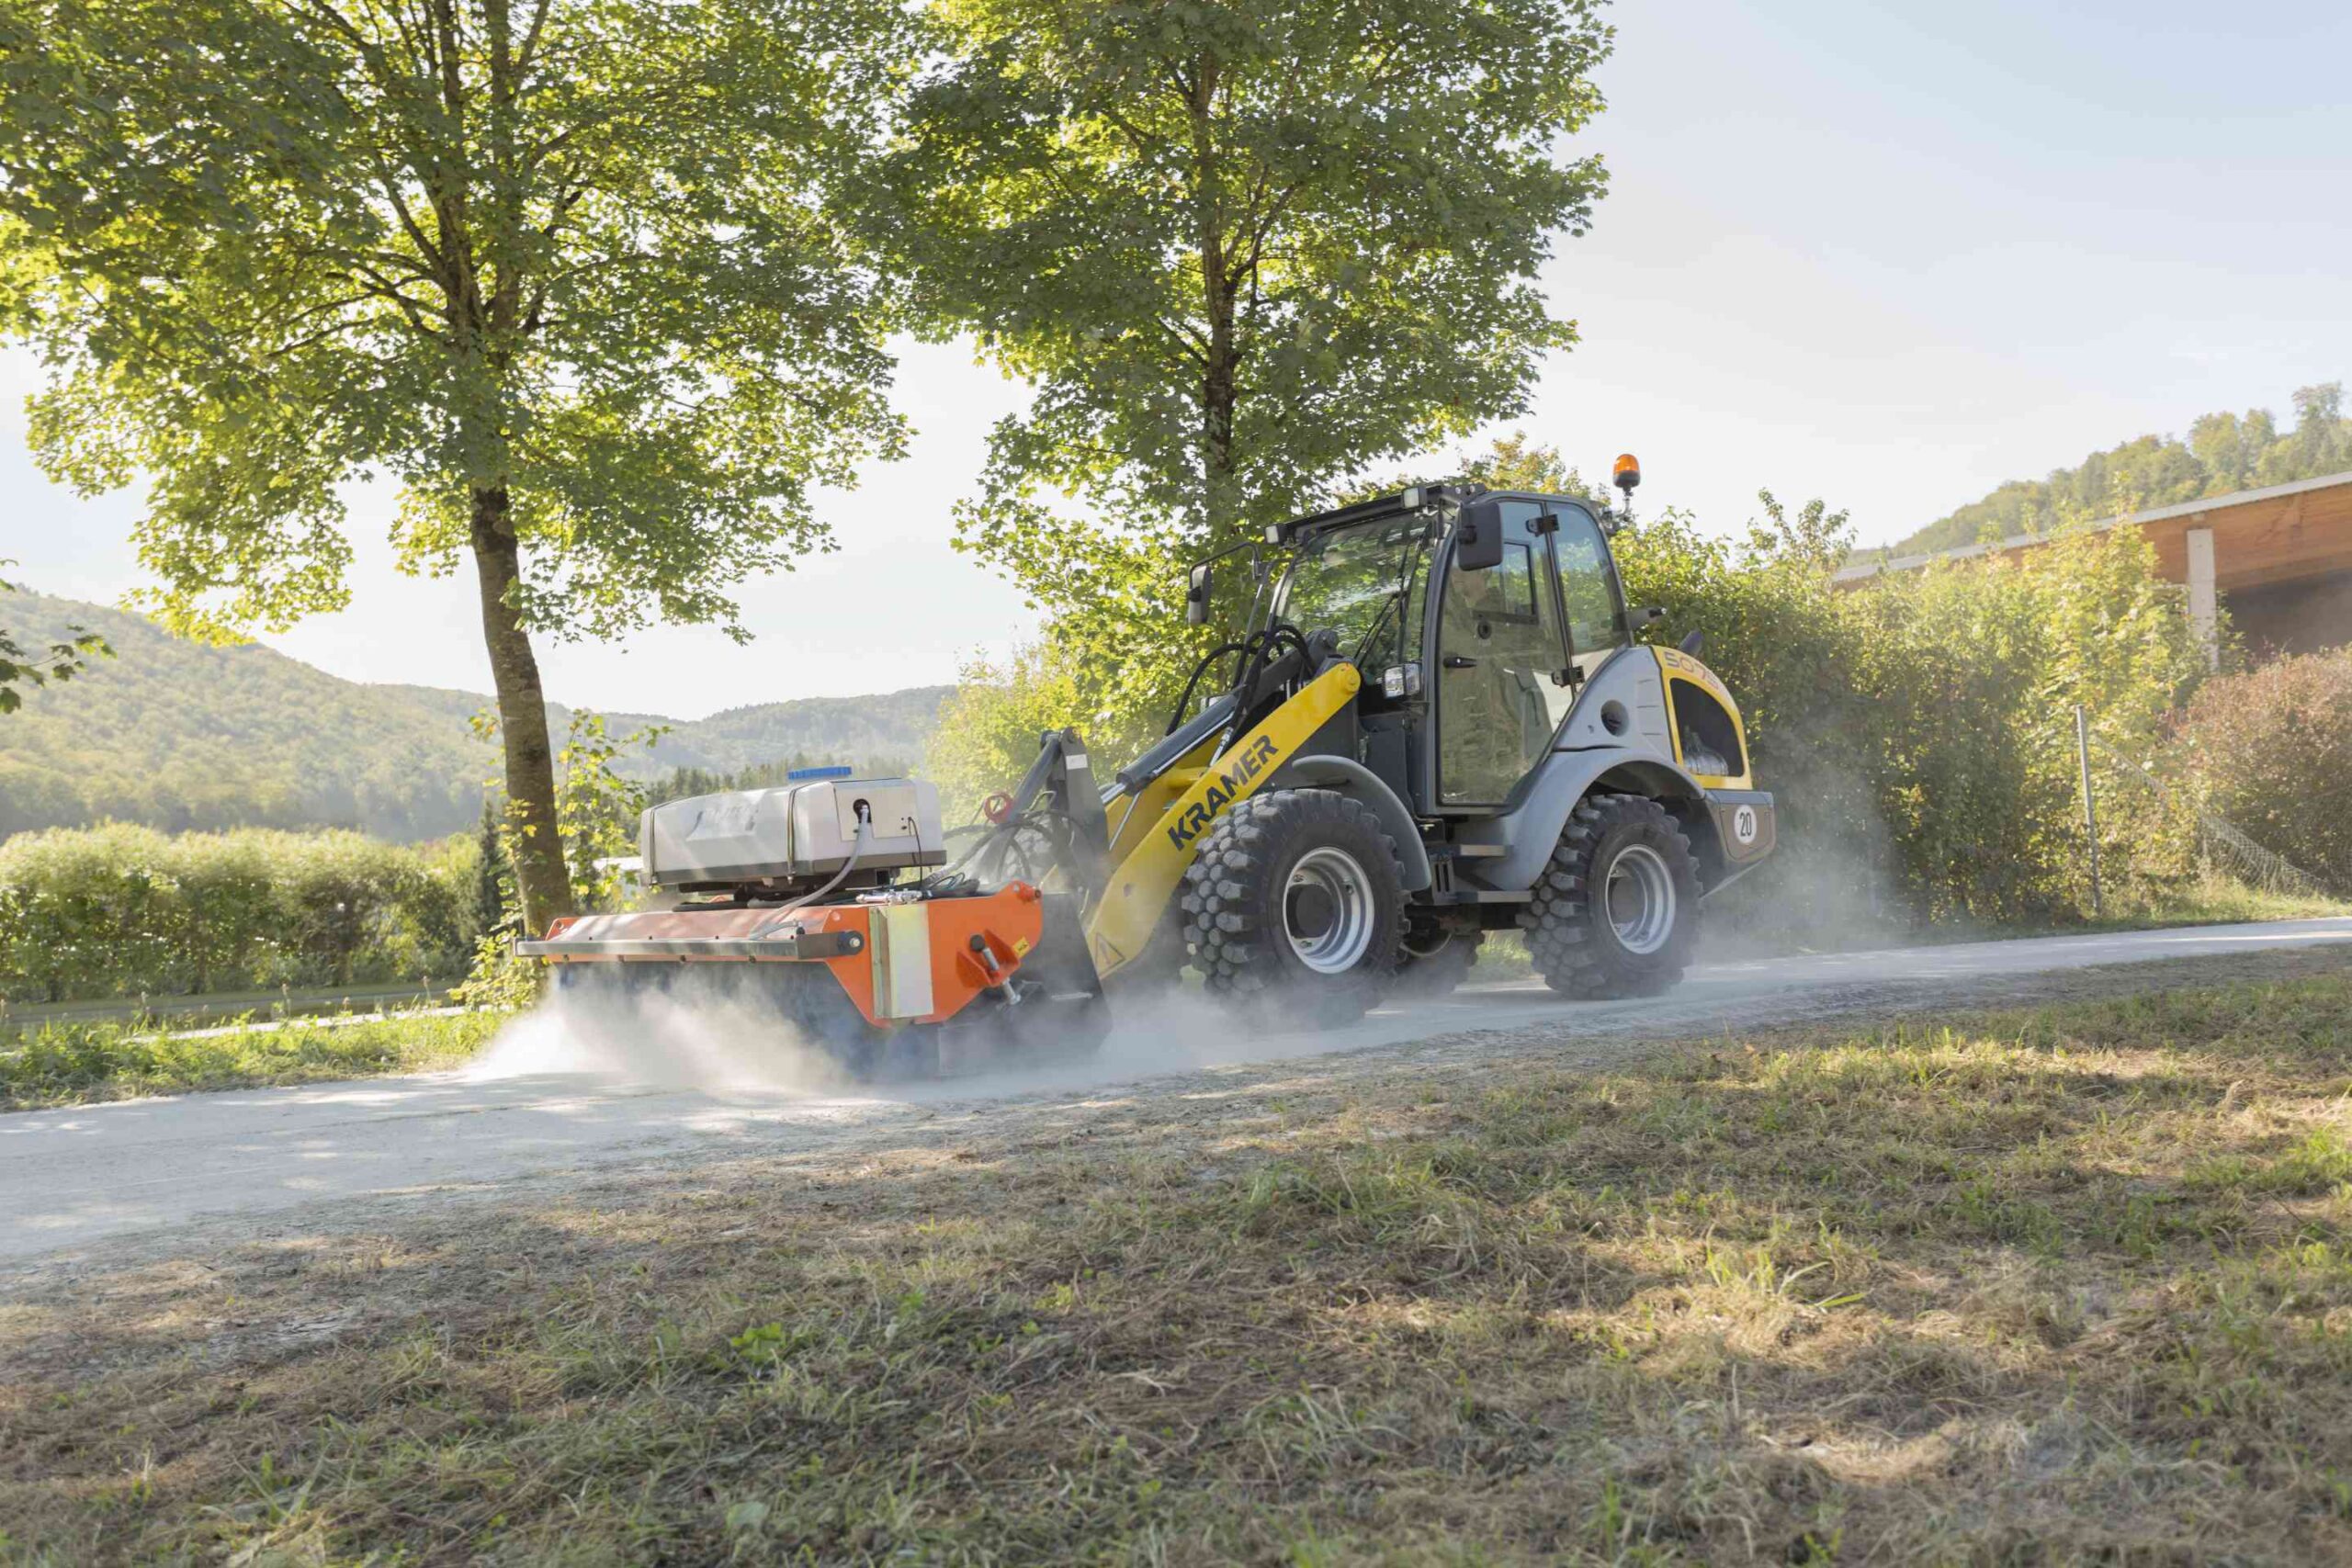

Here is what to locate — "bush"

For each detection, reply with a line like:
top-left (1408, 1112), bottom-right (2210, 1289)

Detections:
top-left (0, 825), bottom-right (482, 1004)
top-left (1622, 497), bottom-right (2207, 932)
top-left (2175, 649), bottom-right (2352, 892)
top-left (929, 639), bottom-right (1171, 823)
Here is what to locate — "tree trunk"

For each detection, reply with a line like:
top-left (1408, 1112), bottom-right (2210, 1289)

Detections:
top-left (1188, 54), bottom-right (1238, 548)
top-left (469, 484), bottom-right (574, 935)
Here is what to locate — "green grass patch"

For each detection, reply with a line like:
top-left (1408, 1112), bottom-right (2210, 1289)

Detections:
top-left (0, 1008), bottom-right (505, 1110)
top-left (7, 964), bottom-right (2352, 1562)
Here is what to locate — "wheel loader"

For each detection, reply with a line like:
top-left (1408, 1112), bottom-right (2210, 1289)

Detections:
top-left (519, 463), bottom-right (1776, 1076)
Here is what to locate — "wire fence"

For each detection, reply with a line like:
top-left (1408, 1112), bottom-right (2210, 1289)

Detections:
top-left (2083, 725), bottom-right (2332, 900)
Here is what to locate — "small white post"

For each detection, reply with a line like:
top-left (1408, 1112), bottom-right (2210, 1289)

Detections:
top-left (2076, 705), bottom-right (2102, 919)
top-left (2185, 525), bottom-right (2218, 671)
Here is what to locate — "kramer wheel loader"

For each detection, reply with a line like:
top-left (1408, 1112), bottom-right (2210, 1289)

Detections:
top-left (519, 466), bottom-right (1776, 1077)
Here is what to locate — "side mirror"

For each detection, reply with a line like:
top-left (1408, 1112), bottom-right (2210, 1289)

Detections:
top-left (1678, 627), bottom-right (1705, 657)
top-left (1184, 561), bottom-right (1212, 626)
top-left (1454, 497), bottom-right (1506, 572)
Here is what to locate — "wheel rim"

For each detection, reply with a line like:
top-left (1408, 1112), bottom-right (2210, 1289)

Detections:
top-left (1603, 843), bottom-right (1676, 955)
top-left (1283, 846), bottom-right (1376, 975)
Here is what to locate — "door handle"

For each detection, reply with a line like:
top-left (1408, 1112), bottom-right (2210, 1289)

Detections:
top-left (1442, 655), bottom-right (1478, 669)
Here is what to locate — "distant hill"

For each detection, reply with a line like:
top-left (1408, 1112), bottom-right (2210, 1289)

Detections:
top-left (0, 590), bottom-right (950, 842)
top-left (1889, 382), bottom-right (2352, 557)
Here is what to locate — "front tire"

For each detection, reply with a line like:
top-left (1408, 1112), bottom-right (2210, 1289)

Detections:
top-left (1520, 793), bottom-right (1701, 999)
top-left (1182, 789), bottom-right (1406, 1024)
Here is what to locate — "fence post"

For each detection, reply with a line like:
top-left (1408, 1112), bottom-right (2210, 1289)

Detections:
top-left (2075, 704), bottom-right (2102, 919)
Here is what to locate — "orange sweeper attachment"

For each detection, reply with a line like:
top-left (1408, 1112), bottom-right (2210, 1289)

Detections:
top-left (516, 764), bottom-right (1111, 1079)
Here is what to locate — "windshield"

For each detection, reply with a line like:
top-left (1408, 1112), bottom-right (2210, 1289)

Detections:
top-left (1271, 518), bottom-right (1429, 668)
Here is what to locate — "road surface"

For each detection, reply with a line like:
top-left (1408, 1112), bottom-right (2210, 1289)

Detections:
top-left (6, 918), bottom-right (2349, 1273)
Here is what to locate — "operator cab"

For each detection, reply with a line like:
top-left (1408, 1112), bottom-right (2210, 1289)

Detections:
top-left (1242, 482), bottom-right (1635, 818)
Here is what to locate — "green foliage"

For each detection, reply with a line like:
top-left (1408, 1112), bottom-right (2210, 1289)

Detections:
top-left (1892, 382), bottom-right (2352, 557)
top-left (885, 0), bottom-right (1611, 728)
top-left (2176, 649), bottom-right (2352, 891)
top-left (1620, 495), bottom-right (2209, 931)
top-left (1347, 429), bottom-right (1608, 507)
top-left (552, 711), bottom-right (665, 909)
top-left (470, 801), bottom-right (513, 940)
top-left (929, 639), bottom-right (1165, 821)
top-left (0, 825), bottom-right (483, 1004)
top-left (0, 0), bottom-right (910, 644)
top-left (0, 565), bottom-right (107, 716)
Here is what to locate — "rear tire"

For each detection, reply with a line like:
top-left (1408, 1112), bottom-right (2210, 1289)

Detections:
top-left (1519, 793), bottom-right (1701, 999)
top-left (1182, 788), bottom-right (1405, 1024)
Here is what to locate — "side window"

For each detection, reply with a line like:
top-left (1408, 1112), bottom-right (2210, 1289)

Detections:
top-left (1552, 506), bottom-right (1626, 677)
top-left (1435, 506), bottom-right (1573, 806)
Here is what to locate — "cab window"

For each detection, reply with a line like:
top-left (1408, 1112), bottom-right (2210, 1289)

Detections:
top-left (1434, 503), bottom-right (1574, 806)
top-left (1552, 504), bottom-right (1627, 677)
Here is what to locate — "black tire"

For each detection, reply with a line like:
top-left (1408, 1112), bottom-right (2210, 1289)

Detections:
top-left (1519, 793), bottom-right (1701, 999)
top-left (1394, 924), bottom-right (1483, 998)
top-left (1181, 788), bottom-right (1406, 1024)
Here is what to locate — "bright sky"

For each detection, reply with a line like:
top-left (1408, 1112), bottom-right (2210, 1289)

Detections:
top-left (6, 0), bottom-right (2348, 717)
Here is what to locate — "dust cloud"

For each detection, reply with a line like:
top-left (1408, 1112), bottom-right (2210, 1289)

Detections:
top-left (459, 981), bottom-right (862, 1097)
top-left (457, 972), bottom-right (1282, 1104)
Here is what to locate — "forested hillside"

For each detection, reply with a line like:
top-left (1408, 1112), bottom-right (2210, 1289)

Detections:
top-left (1891, 382), bottom-right (2352, 556)
top-left (0, 592), bottom-right (949, 841)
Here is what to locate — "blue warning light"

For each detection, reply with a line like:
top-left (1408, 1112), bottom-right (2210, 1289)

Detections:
top-left (787, 764), bottom-right (855, 781)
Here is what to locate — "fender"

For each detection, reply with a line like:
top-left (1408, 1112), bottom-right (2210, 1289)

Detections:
top-left (1085, 662), bottom-right (1363, 978)
top-left (1475, 746), bottom-right (1732, 895)
top-left (1266, 754), bottom-right (1434, 893)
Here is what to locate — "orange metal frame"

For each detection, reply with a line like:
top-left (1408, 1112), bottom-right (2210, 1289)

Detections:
top-left (537, 883), bottom-right (1048, 1028)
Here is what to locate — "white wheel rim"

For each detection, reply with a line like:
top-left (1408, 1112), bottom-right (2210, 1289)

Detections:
top-left (1604, 843), bottom-right (1676, 955)
top-left (1283, 846), bottom-right (1376, 975)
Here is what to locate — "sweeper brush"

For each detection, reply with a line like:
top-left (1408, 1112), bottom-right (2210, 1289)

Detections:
top-left (520, 471), bottom-right (1778, 1079)
top-left (518, 770), bottom-right (1112, 1077)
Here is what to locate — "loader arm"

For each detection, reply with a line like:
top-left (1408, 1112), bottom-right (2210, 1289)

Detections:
top-left (1084, 661), bottom-right (1363, 977)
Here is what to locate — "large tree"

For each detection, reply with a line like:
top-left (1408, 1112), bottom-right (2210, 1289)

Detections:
top-left (886, 0), bottom-right (1611, 715)
top-left (0, 0), bottom-right (907, 927)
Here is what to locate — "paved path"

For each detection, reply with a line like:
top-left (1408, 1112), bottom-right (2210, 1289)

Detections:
top-left (6, 918), bottom-right (2348, 1269)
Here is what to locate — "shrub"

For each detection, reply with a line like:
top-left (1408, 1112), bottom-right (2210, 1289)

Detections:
top-left (2174, 649), bottom-right (2352, 891)
top-left (1617, 497), bottom-right (2207, 932)
top-left (0, 825), bottom-right (482, 1004)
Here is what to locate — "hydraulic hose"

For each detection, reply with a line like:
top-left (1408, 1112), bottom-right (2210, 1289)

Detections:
top-left (752, 808), bottom-right (874, 929)
top-left (1167, 640), bottom-right (1250, 734)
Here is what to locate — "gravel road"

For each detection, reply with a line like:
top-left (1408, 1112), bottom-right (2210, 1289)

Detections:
top-left (6, 917), bottom-right (2349, 1277)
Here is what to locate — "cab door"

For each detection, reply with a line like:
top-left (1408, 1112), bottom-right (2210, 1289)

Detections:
top-left (1433, 501), bottom-right (1575, 807)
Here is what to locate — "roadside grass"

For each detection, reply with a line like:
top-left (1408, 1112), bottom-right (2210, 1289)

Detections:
top-left (0, 1009), bottom-right (505, 1111)
top-left (6, 964), bottom-right (2352, 1562)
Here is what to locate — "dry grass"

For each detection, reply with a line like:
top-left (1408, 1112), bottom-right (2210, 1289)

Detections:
top-left (6, 961), bottom-right (2352, 1563)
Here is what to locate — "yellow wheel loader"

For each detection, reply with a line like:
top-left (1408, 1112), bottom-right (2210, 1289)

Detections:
top-left (520, 469), bottom-right (1776, 1076)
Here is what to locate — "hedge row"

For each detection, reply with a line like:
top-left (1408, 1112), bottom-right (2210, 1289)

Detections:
top-left (0, 825), bottom-right (483, 1005)
top-left (1615, 497), bottom-right (2211, 933)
